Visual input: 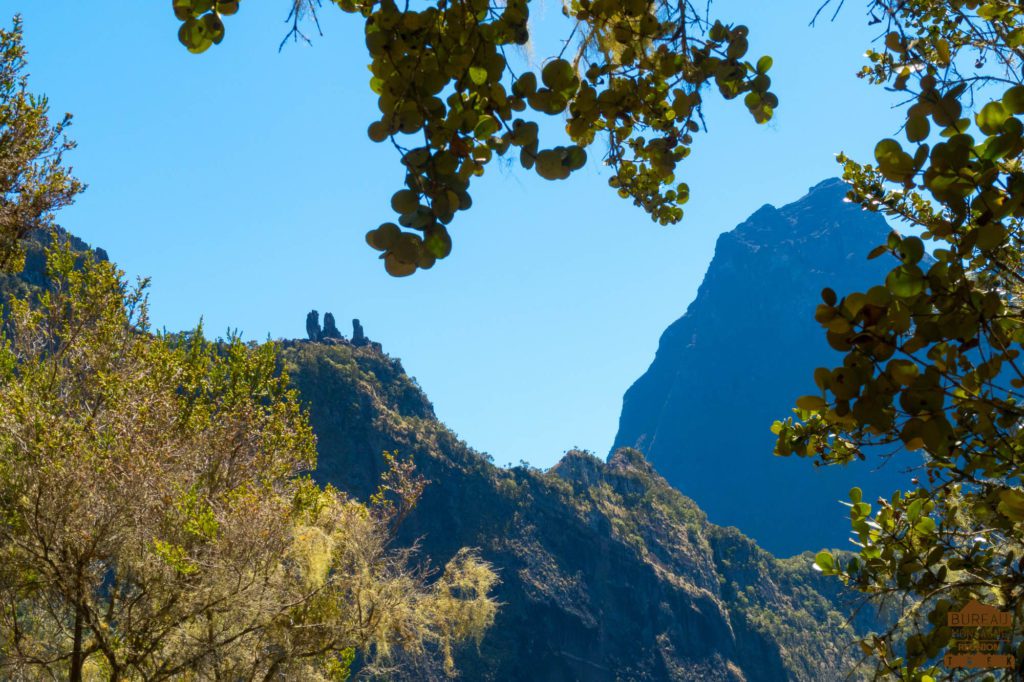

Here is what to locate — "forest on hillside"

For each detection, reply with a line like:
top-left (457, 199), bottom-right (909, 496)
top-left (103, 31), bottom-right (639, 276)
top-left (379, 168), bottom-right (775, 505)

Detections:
top-left (3, 1), bottom-right (1024, 680)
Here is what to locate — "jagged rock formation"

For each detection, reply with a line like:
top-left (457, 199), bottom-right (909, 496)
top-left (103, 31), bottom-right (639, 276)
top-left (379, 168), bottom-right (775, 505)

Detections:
top-left (612, 178), bottom-right (916, 556)
top-left (305, 310), bottom-right (321, 341)
top-left (322, 312), bottom-right (342, 339)
top-left (3, 225), bottom-right (882, 680)
top-left (301, 312), bottom-right (372, 347)
top-left (352, 318), bottom-right (367, 346)
top-left (283, 339), bottom-right (876, 681)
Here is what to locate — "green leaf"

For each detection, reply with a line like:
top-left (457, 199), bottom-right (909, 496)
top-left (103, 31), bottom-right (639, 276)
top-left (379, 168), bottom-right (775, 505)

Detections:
top-left (975, 222), bottom-right (1007, 249)
top-left (173, 0), bottom-right (194, 20)
top-left (908, 498), bottom-right (924, 522)
top-left (976, 101), bottom-right (1009, 135)
top-left (535, 149), bottom-right (568, 180)
top-left (997, 489), bottom-right (1024, 522)
top-left (384, 253), bottom-right (416, 277)
top-left (424, 225), bottom-right (452, 258)
top-left (886, 265), bottom-right (926, 298)
top-left (906, 115), bottom-right (929, 143)
top-left (390, 190), bottom-right (420, 214)
top-left (512, 72), bottom-right (537, 98)
top-left (468, 66), bottom-right (488, 86)
top-left (1003, 85), bottom-right (1024, 114)
top-left (796, 395), bottom-right (827, 410)
top-left (914, 517), bottom-right (936, 534)
top-left (541, 59), bottom-right (576, 90)
top-left (888, 359), bottom-right (919, 385)
top-left (473, 115), bottom-right (500, 138)
top-left (898, 236), bottom-right (924, 264)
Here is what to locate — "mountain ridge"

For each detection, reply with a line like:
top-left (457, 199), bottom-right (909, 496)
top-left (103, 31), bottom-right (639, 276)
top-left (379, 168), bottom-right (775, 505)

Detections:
top-left (0, 216), bottom-right (881, 680)
top-left (281, 337), bottom-right (875, 680)
top-left (612, 178), bottom-right (915, 556)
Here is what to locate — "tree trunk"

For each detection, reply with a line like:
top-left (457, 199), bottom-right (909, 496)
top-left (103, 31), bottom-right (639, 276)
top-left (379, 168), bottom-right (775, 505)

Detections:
top-left (69, 601), bottom-right (84, 682)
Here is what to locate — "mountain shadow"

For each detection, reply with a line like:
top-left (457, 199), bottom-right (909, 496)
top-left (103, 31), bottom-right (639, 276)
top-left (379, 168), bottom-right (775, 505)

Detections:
top-left (612, 178), bottom-right (916, 556)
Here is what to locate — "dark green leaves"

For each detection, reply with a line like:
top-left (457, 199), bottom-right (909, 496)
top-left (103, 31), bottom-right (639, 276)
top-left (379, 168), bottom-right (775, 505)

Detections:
top-left (975, 101), bottom-right (1008, 135)
top-left (783, 7), bottom-right (1024, 679)
top-left (886, 264), bottom-right (926, 298)
top-left (874, 138), bottom-right (916, 184)
top-left (813, 550), bottom-right (836, 574)
top-left (174, 0), bottom-right (227, 53)
top-left (171, 1), bottom-right (776, 275)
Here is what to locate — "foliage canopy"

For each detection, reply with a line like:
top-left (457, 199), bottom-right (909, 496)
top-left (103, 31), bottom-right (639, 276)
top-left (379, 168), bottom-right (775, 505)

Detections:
top-left (772, 1), bottom-right (1024, 678)
top-left (0, 243), bottom-right (497, 680)
top-left (170, 0), bottom-right (776, 275)
top-left (0, 17), bottom-right (82, 273)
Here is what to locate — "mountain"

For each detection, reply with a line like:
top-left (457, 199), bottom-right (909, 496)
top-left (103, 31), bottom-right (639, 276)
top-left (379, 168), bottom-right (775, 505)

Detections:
top-left (282, 336), bottom-right (876, 681)
top-left (1, 227), bottom-right (881, 679)
top-left (612, 178), bottom-right (916, 557)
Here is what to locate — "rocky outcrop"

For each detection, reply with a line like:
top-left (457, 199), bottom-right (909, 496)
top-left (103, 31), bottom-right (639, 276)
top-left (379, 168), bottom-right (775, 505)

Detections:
top-left (3, 224), bottom-right (880, 680)
top-left (352, 318), bottom-right (367, 346)
top-left (305, 310), bottom-right (321, 341)
top-left (612, 178), bottom-right (916, 556)
top-left (322, 312), bottom-right (341, 339)
top-left (301, 312), bottom-right (375, 348)
top-left (283, 340), bottom-right (876, 681)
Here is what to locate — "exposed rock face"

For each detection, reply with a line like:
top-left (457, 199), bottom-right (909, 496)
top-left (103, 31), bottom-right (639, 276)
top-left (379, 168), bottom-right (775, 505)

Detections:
top-left (612, 178), bottom-right (916, 556)
top-left (305, 310), bottom-right (321, 341)
top-left (322, 312), bottom-right (341, 339)
top-left (283, 340), bottom-right (875, 681)
top-left (352, 318), bottom-right (367, 346)
top-left (3, 225), bottom-right (881, 680)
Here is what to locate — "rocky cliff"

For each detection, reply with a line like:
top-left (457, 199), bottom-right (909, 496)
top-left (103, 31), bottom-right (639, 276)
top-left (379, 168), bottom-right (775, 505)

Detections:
top-left (612, 178), bottom-right (916, 557)
top-left (282, 339), bottom-right (875, 681)
top-left (0, 226), bottom-right (880, 680)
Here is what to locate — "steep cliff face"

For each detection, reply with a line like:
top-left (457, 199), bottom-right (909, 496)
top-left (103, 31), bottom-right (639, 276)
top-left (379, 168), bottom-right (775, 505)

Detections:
top-left (2, 226), bottom-right (879, 680)
top-left (613, 178), bottom-right (916, 557)
top-left (282, 340), bottom-right (873, 681)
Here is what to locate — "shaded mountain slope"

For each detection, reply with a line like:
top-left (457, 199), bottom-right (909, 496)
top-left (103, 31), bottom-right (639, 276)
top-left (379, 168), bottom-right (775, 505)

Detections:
top-left (612, 178), bottom-right (916, 556)
top-left (0, 227), bottom-right (881, 680)
top-left (282, 338), bottom-right (875, 681)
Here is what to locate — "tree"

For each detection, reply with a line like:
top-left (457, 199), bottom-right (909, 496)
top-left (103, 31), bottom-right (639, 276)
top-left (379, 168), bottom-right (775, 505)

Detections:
top-left (0, 242), bottom-right (497, 680)
top-left (0, 16), bottom-right (83, 273)
top-left (168, 0), bottom-right (777, 275)
top-left (771, 1), bottom-right (1024, 678)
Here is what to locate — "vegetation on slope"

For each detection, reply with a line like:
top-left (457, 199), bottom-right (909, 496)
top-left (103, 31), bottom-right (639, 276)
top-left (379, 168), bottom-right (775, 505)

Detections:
top-left (282, 336), bottom-right (880, 681)
top-left (0, 244), bottom-right (498, 680)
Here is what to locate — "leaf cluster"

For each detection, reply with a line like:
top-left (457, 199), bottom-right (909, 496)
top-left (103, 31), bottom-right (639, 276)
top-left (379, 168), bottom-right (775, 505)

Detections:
top-left (775, 1), bottom-right (1024, 678)
top-left (0, 241), bottom-right (497, 680)
top-left (0, 17), bottom-right (83, 273)
top-left (169, 0), bottom-right (776, 275)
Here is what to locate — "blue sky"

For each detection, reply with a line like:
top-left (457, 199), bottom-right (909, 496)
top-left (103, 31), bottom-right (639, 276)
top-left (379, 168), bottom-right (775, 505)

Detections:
top-left (7, 1), bottom-right (903, 468)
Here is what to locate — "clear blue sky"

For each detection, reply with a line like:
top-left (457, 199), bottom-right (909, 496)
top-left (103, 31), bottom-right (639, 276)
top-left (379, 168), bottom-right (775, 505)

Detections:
top-left (6, 1), bottom-right (902, 468)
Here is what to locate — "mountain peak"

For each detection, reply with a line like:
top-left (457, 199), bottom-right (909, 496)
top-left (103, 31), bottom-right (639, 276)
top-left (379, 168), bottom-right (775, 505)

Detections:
top-left (807, 176), bottom-right (848, 194)
top-left (612, 179), bottom-right (913, 556)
